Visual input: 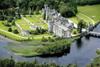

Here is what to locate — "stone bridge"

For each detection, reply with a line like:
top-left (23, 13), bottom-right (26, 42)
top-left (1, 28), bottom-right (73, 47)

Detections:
top-left (88, 31), bottom-right (100, 38)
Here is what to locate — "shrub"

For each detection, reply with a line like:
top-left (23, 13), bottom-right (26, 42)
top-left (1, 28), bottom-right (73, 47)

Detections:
top-left (48, 37), bottom-right (55, 42)
top-left (8, 27), bottom-right (12, 32)
top-left (13, 29), bottom-right (19, 34)
top-left (29, 27), bottom-right (47, 35)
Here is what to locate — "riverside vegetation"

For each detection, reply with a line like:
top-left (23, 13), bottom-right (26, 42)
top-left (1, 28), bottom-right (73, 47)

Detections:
top-left (0, 0), bottom-right (100, 67)
top-left (7, 37), bottom-right (76, 57)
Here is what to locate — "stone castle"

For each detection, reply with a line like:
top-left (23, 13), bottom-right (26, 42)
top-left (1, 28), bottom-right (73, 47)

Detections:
top-left (44, 5), bottom-right (76, 38)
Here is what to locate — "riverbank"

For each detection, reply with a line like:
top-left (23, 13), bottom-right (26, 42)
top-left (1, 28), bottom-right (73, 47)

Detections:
top-left (7, 37), bottom-right (79, 57)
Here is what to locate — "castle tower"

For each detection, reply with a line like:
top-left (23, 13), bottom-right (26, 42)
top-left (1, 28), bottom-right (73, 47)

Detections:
top-left (48, 19), bottom-right (53, 32)
top-left (44, 4), bottom-right (54, 32)
top-left (44, 4), bottom-right (49, 20)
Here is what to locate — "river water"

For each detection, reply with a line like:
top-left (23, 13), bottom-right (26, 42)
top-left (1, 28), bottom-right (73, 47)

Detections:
top-left (0, 25), bottom-right (100, 67)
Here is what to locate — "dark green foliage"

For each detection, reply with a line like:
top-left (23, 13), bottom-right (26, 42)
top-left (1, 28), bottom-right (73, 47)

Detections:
top-left (0, 0), bottom-right (100, 19)
top-left (87, 51), bottom-right (100, 67)
top-left (48, 37), bottom-right (55, 42)
top-left (76, 0), bottom-right (100, 5)
top-left (13, 29), bottom-right (19, 34)
top-left (0, 58), bottom-right (78, 67)
top-left (77, 20), bottom-right (87, 33)
top-left (8, 27), bottom-right (12, 32)
top-left (59, 0), bottom-right (77, 17)
top-left (7, 17), bottom-right (14, 22)
top-left (37, 39), bottom-right (71, 55)
top-left (0, 0), bottom-right (78, 19)
top-left (29, 27), bottom-right (47, 35)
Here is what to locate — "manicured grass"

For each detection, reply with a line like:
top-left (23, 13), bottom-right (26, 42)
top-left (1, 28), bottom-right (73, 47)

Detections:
top-left (16, 19), bottom-right (31, 30)
top-left (69, 17), bottom-right (79, 24)
top-left (6, 40), bottom-right (44, 56)
top-left (7, 44), bottom-right (40, 56)
top-left (0, 28), bottom-right (29, 41)
top-left (26, 15), bottom-right (43, 23)
top-left (33, 33), bottom-right (52, 40)
top-left (70, 4), bottom-right (100, 24)
top-left (0, 21), bottom-right (8, 31)
top-left (25, 15), bottom-right (48, 29)
top-left (0, 21), bottom-right (29, 41)
top-left (78, 4), bottom-right (100, 22)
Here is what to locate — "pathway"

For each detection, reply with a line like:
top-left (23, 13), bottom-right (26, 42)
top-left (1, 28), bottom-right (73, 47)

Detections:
top-left (21, 15), bottom-right (38, 29)
top-left (15, 22), bottom-right (28, 36)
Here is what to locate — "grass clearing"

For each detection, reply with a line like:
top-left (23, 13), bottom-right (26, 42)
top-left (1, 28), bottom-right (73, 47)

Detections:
top-left (78, 4), bottom-right (100, 22)
top-left (70, 4), bottom-right (100, 24)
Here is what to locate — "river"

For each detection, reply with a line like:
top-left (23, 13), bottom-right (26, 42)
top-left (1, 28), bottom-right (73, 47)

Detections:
top-left (0, 25), bottom-right (100, 67)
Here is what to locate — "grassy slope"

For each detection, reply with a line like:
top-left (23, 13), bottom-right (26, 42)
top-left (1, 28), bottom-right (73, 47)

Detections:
top-left (70, 4), bottom-right (100, 24)
top-left (78, 4), bottom-right (100, 22)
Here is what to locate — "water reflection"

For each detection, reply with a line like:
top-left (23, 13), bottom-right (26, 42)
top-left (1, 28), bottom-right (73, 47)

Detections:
top-left (76, 37), bottom-right (83, 49)
top-left (39, 47), bottom-right (71, 58)
top-left (85, 35), bottom-right (90, 40)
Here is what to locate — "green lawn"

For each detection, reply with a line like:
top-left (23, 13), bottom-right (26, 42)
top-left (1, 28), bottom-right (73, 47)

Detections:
top-left (70, 4), bottom-right (100, 24)
top-left (0, 21), bottom-right (8, 31)
top-left (33, 33), bottom-right (52, 40)
top-left (26, 15), bottom-right (43, 23)
top-left (0, 21), bottom-right (30, 41)
top-left (0, 28), bottom-right (29, 41)
top-left (16, 19), bottom-right (31, 30)
top-left (7, 44), bottom-right (41, 56)
top-left (0, 19), bottom-right (51, 41)
top-left (25, 15), bottom-right (48, 29)
top-left (78, 4), bottom-right (100, 22)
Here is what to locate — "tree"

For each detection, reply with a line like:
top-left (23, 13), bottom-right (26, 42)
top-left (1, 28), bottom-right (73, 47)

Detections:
top-left (59, 1), bottom-right (77, 17)
top-left (78, 20), bottom-right (86, 33)
top-left (13, 29), bottom-right (19, 34)
top-left (8, 27), bottom-right (12, 32)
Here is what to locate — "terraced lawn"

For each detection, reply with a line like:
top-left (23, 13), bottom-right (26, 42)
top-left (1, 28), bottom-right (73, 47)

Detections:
top-left (25, 15), bottom-right (48, 29)
top-left (70, 4), bottom-right (100, 25)
top-left (16, 19), bottom-right (31, 30)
